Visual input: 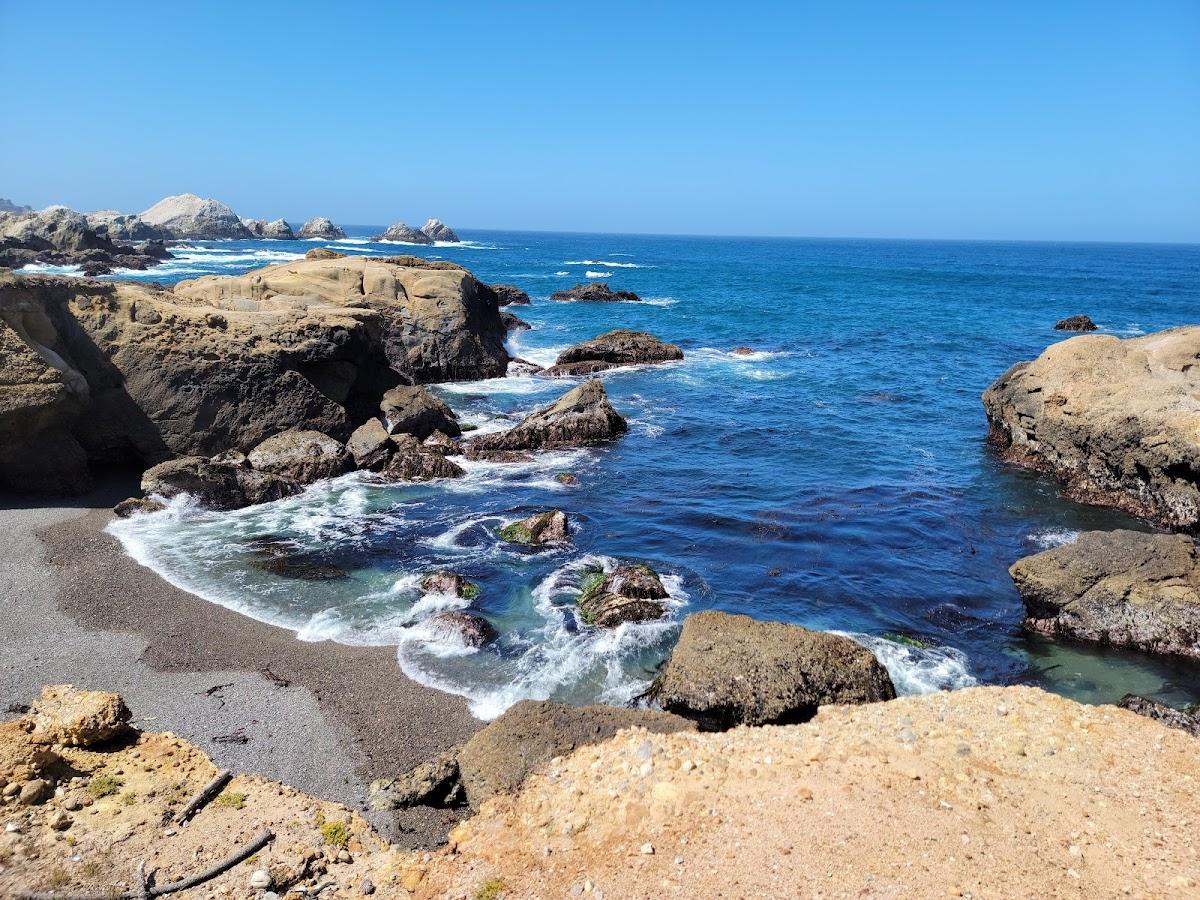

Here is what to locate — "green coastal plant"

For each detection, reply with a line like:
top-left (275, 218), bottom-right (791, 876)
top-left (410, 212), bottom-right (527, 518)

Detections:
top-left (214, 791), bottom-right (247, 810)
top-left (474, 877), bottom-right (507, 900)
top-left (882, 632), bottom-right (933, 650)
top-left (320, 820), bottom-right (351, 848)
top-left (87, 775), bottom-right (123, 798)
top-left (120, 790), bottom-right (138, 806)
top-left (498, 522), bottom-right (532, 544)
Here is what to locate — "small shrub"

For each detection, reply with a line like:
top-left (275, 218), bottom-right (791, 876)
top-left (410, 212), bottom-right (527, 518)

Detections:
top-left (320, 820), bottom-right (350, 848)
top-left (87, 775), bottom-right (123, 798)
top-left (46, 867), bottom-right (71, 888)
top-left (121, 790), bottom-right (138, 806)
top-left (213, 791), bottom-right (247, 810)
top-left (80, 859), bottom-right (104, 879)
top-left (475, 877), bottom-right (507, 900)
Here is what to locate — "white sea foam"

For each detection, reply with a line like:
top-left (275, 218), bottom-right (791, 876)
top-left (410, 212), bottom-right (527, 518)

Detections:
top-left (585, 270), bottom-right (613, 278)
top-left (640, 296), bottom-right (679, 307)
top-left (554, 270), bottom-right (570, 276)
top-left (18, 263), bottom-right (83, 276)
top-left (838, 632), bottom-right (977, 694)
top-left (563, 260), bottom-right (648, 268)
top-left (1027, 527), bottom-right (1080, 549)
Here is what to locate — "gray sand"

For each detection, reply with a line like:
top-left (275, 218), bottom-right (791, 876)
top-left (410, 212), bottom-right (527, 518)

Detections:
top-left (0, 477), bottom-right (481, 847)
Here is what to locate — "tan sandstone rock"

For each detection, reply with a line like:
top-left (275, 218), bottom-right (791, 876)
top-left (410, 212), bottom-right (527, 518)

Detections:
top-left (26, 685), bottom-right (131, 747)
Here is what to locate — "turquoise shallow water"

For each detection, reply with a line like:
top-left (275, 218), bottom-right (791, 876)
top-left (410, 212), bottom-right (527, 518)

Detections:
top-left (96, 229), bottom-right (1200, 718)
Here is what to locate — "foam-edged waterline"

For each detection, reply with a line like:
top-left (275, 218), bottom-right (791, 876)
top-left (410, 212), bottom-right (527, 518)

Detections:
top-left (840, 632), bottom-right (978, 694)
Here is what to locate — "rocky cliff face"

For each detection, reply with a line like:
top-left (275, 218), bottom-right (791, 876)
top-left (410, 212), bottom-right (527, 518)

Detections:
top-left (983, 327), bottom-right (1200, 530)
top-left (139, 193), bottom-right (252, 240)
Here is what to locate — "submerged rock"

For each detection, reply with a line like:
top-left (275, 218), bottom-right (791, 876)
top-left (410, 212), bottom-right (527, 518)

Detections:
top-left (1055, 314), bottom-right (1098, 332)
top-left (732, 346), bottom-right (755, 356)
top-left (1009, 530), bottom-right (1200, 659)
top-left (245, 537), bottom-right (349, 580)
top-left (297, 217), bottom-right (346, 240)
top-left (498, 509), bottom-right (569, 545)
top-left (426, 611), bottom-right (497, 648)
top-left (380, 385), bottom-right (461, 439)
top-left (139, 193), bottom-right (252, 240)
top-left (490, 284), bottom-right (530, 306)
top-left (455, 700), bottom-right (695, 809)
top-left (421, 218), bottom-right (460, 243)
top-left (549, 282), bottom-right (641, 303)
top-left (544, 329), bottom-right (684, 376)
top-left (382, 434), bottom-right (465, 481)
top-left (577, 563), bottom-right (670, 627)
top-left (648, 611), bottom-right (897, 730)
top-left (246, 430), bottom-right (351, 484)
top-left (346, 418), bottom-right (394, 470)
top-left (467, 380), bottom-right (626, 455)
top-left (1117, 694), bottom-right (1200, 737)
top-left (376, 222), bottom-right (433, 244)
top-left (983, 326), bottom-right (1200, 529)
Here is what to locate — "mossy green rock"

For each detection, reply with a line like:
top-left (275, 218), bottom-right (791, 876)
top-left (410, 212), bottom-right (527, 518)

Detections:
top-left (577, 562), bottom-right (670, 627)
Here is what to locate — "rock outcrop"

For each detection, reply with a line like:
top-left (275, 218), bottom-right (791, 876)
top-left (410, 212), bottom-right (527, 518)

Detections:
top-left (1, 207), bottom-right (167, 275)
top-left (1055, 314), bottom-right (1097, 332)
top-left (297, 217), bottom-right (346, 240)
top-left (426, 611), bottom-right (498, 648)
top-left (380, 384), bottom-right (461, 439)
top-left (420, 219), bottom-right (460, 243)
top-left (983, 327), bottom-right (1200, 529)
top-left (85, 210), bottom-right (170, 242)
top-left (648, 611), bottom-right (897, 730)
top-left (1117, 694), bottom-right (1200, 736)
top-left (141, 455), bottom-right (302, 510)
top-left (577, 562), bottom-right (670, 627)
top-left (246, 430), bottom-right (350, 484)
top-left (499, 509), bottom-right (569, 545)
top-left (376, 223), bottom-right (433, 245)
top-left (421, 571), bottom-right (481, 599)
top-left (500, 310), bottom-right (531, 333)
top-left (174, 255), bottom-right (509, 383)
top-left (490, 284), bottom-right (530, 306)
top-left (0, 197), bottom-right (31, 214)
top-left (1009, 529), bottom-right (1200, 659)
top-left (242, 218), bottom-right (296, 240)
top-left (550, 282), bottom-right (641, 303)
top-left (544, 329), bottom-right (684, 376)
top-left (468, 381), bottom-right (626, 456)
top-left (138, 193), bottom-right (252, 240)
top-left (346, 418), bottom-right (394, 470)
top-left (381, 434), bottom-right (465, 482)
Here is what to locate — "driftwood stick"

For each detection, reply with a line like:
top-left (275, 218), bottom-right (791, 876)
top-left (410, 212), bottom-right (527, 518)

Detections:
top-left (135, 861), bottom-right (151, 900)
top-left (173, 768), bottom-right (232, 824)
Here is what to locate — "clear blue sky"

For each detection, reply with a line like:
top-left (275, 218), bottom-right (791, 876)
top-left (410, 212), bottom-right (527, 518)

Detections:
top-left (2, 1), bottom-right (1197, 241)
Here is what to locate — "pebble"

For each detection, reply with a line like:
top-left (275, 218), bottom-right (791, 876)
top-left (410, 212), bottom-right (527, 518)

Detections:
top-left (249, 869), bottom-right (273, 890)
top-left (640, 842), bottom-right (655, 855)
top-left (898, 729), bottom-right (916, 744)
top-left (360, 878), bottom-right (375, 895)
top-left (5, 822), bottom-right (21, 834)
top-left (1, 783), bottom-right (19, 798)
top-left (62, 797), bottom-right (81, 811)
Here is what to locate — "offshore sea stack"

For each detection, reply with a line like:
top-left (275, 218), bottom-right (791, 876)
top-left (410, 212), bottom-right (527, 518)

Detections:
top-left (138, 193), bottom-right (253, 240)
top-left (0, 256), bottom-right (508, 495)
top-left (544, 329), bottom-right (683, 376)
top-left (550, 282), bottom-right (641, 303)
top-left (297, 217), bottom-right (346, 240)
top-left (1009, 530), bottom-right (1200, 659)
top-left (376, 223), bottom-right (433, 244)
top-left (983, 327), bottom-right (1200, 529)
top-left (467, 380), bottom-right (627, 456)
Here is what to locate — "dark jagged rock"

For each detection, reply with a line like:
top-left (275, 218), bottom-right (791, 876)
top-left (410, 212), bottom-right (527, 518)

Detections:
top-left (140, 456), bottom-right (302, 511)
top-left (1009, 529), bottom-right (1200, 659)
top-left (346, 418), bottom-right (394, 470)
top-left (426, 611), bottom-right (498, 648)
top-left (490, 284), bottom-right (530, 306)
top-left (112, 497), bottom-right (166, 518)
top-left (500, 310), bottom-right (531, 333)
top-left (0, 207), bottom-right (169, 273)
top-left (648, 611), bottom-right (897, 731)
top-left (1055, 315), bottom-right (1098, 332)
top-left (467, 381), bottom-right (626, 456)
top-left (376, 223), bottom-right (433, 244)
top-left (549, 282), bottom-right (641, 303)
top-left (577, 562), bottom-right (670, 627)
top-left (1117, 694), bottom-right (1200, 736)
top-left (381, 434), bottom-right (465, 481)
top-left (380, 385), bottom-right (461, 439)
top-left (498, 509), bottom-right (569, 545)
top-left (732, 346), bottom-right (755, 356)
top-left (983, 327), bottom-right (1200, 529)
top-left (369, 745), bottom-right (465, 810)
top-left (507, 357), bottom-right (543, 376)
top-left (544, 329), bottom-right (684, 376)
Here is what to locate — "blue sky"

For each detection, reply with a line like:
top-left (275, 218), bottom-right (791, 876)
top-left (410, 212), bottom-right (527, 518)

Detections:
top-left (2, 1), bottom-right (1197, 241)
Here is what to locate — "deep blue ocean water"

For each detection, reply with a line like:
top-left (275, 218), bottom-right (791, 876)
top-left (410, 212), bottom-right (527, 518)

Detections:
top-left (86, 229), bottom-right (1200, 718)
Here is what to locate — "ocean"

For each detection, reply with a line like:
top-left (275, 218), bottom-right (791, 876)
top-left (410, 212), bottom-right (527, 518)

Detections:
top-left (92, 228), bottom-right (1200, 719)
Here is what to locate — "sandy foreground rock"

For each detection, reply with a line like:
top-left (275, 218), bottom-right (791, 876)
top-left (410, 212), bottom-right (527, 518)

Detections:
top-left (983, 326), bottom-right (1200, 529)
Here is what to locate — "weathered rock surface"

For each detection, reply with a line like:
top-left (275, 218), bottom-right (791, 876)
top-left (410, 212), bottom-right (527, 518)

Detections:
top-left (381, 434), bottom-right (465, 482)
top-left (379, 384), bottom-right (461, 439)
top-left (550, 282), bottom-right (641, 303)
top-left (421, 571), bottom-right (480, 599)
top-left (426, 611), bottom-right (498, 648)
top-left (25, 685), bottom-right (131, 747)
top-left (499, 509), bottom-right (569, 545)
top-left (376, 223), bottom-right (433, 244)
top-left (456, 700), bottom-right (695, 809)
top-left (500, 310), bottom-right (531, 333)
top-left (85, 210), bottom-right (170, 242)
top-left (174, 255), bottom-right (509, 383)
top-left (468, 380), bottom-right (626, 456)
top-left (1117, 694), bottom-right (1200, 736)
top-left (577, 563), bottom-right (670, 627)
top-left (141, 456), bottom-right (302, 510)
top-left (139, 193), bottom-right (252, 240)
top-left (544, 329), bottom-right (684, 376)
top-left (297, 217), bottom-right (346, 240)
top-left (346, 418), bottom-right (393, 470)
top-left (649, 611), bottom-right (897, 730)
top-left (1009, 529), bottom-right (1200, 658)
top-left (370, 745), bottom-right (465, 810)
top-left (112, 497), bottom-right (166, 518)
top-left (246, 430), bottom-right (350, 484)
top-left (1055, 314), bottom-right (1098, 332)
top-left (242, 218), bottom-right (296, 240)
top-left (983, 327), bottom-right (1200, 529)
top-left (489, 284), bottom-right (529, 306)
top-left (420, 219), bottom-right (460, 243)
top-left (0, 207), bottom-right (167, 274)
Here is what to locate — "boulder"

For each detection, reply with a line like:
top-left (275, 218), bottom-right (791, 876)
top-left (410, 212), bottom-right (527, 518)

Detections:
top-left (499, 509), bottom-right (569, 545)
top-left (648, 611), bottom-right (897, 730)
top-left (0, 720), bottom-right (61, 785)
top-left (1117, 694), bottom-right (1200, 737)
top-left (112, 496), bottom-right (166, 518)
top-left (424, 430), bottom-right (457, 455)
top-left (426, 611), bottom-right (498, 648)
top-left (732, 347), bottom-right (755, 356)
top-left (141, 456), bottom-right (301, 510)
top-left (377, 223), bottom-right (433, 244)
top-left (25, 685), bottom-right (131, 747)
top-left (456, 700), bottom-right (695, 808)
top-left (380, 384), bottom-right (461, 439)
top-left (549, 282), bottom-right (641, 303)
top-left (139, 193), bottom-right (252, 239)
top-left (421, 571), bottom-right (481, 599)
top-left (421, 218), bottom-right (460, 242)
top-left (1055, 314), bottom-right (1098, 332)
top-left (370, 745), bottom-right (465, 810)
top-left (174, 255), bottom-right (509, 383)
top-left (246, 430), bottom-right (350, 484)
top-left (1, 206), bottom-right (110, 253)
top-left (382, 434), bottom-right (465, 481)
top-left (544, 329), bottom-right (684, 376)
top-left (468, 381), bottom-right (626, 455)
top-left (507, 357), bottom-right (543, 376)
top-left (297, 217), bottom-right (346, 240)
top-left (490, 284), bottom-right (529, 306)
top-left (305, 247), bottom-right (346, 260)
top-left (346, 418), bottom-right (394, 470)
top-left (983, 327), bottom-right (1200, 529)
top-left (1008, 529), bottom-right (1200, 659)
top-left (577, 562), bottom-right (670, 627)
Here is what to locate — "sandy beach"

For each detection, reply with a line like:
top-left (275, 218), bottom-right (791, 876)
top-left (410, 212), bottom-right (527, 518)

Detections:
top-left (0, 475), bottom-right (482, 849)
